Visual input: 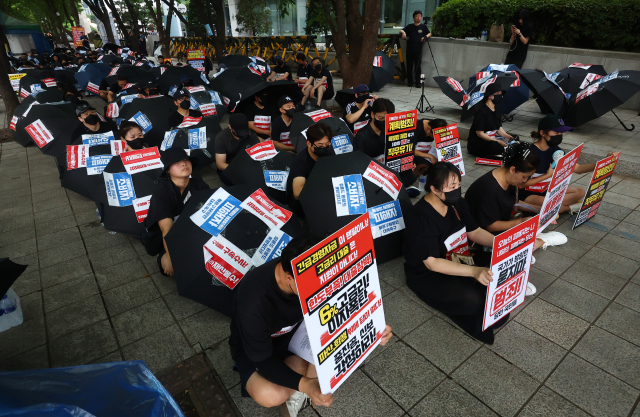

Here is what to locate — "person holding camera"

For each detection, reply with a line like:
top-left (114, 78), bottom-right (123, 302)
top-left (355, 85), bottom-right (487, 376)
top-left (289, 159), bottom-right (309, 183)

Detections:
top-left (505, 9), bottom-right (532, 69)
top-left (400, 10), bottom-right (431, 88)
top-left (344, 84), bottom-right (378, 134)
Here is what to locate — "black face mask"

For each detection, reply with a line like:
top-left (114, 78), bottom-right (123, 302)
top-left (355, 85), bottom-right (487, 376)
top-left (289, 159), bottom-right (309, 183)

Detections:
top-left (547, 134), bottom-right (563, 146)
top-left (314, 64), bottom-right (322, 71)
top-left (492, 94), bottom-right (503, 104)
top-left (179, 100), bottom-right (191, 110)
top-left (373, 119), bottom-right (385, 131)
top-left (313, 145), bottom-right (334, 157)
top-left (356, 94), bottom-right (370, 104)
top-left (438, 187), bottom-right (462, 205)
top-left (127, 138), bottom-right (144, 150)
top-left (284, 108), bottom-right (295, 118)
top-left (84, 114), bottom-right (99, 125)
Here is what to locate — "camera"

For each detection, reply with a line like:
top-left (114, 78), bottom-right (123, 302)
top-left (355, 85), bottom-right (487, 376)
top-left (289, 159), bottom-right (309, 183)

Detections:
top-left (420, 74), bottom-right (425, 79)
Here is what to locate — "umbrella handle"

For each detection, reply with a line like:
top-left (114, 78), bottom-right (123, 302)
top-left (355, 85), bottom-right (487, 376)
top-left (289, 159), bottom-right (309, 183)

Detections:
top-left (502, 114), bottom-right (514, 123)
top-left (611, 110), bottom-right (635, 132)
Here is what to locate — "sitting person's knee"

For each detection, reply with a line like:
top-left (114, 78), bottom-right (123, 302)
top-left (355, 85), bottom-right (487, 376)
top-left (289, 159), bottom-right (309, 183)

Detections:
top-left (248, 380), bottom-right (288, 407)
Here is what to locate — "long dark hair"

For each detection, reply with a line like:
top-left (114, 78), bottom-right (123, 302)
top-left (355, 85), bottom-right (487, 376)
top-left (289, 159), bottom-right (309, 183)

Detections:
top-left (426, 162), bottom-right (461, 191)
top-left (503, 142), bottom-right (540, 173)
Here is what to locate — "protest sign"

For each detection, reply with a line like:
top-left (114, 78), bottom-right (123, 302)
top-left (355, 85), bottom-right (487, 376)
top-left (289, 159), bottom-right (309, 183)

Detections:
top-left (483, 216), bottom-right (538, 330)
top-left (120, 147), bottom-right (163, 175)
top-left (82, 132), bottom-right (115, 147)
top-left (251, 228), bottom-right (292, 267)
top-left (538, 144), bottom-right (583, 233)
top-left (161, 130), bottom-right (178, 151)
top-left (291, 213), bottom-right (386, 393)
top-left (362, 161), bottom-right (401, 200)
top-left (331, 134), bottom-right (353, 155)
top-left (573, 152), bottom-right (620, 230)
top-left (25, 119), bottom-right (54, 148)
top-left (103, 171), bottom-right (136, 207)
top-left (72, 27), bottom-right (85, 47)
top-left (203, 234), bottom-right (252, 289)
top-left (384, 110), bottom-right (416, 173)
top-left (245, 141), bottom-right (277, 161)
top-left (475, 157), bottom-right (502, 166)
top-left (86, 155), bottom-right (112, 175)
top-left (367, 201), bottom-right (405, 239)
top-left (9, 73), bottom-right (25, 92)
top-left (199, 103), bottom-right (217, 117)
top-left (178, 116), bottom-right (203, 128)
top-left (187, 49), bottom-right (206, 72)
top-left (190, 188), bottom-right (243, 236)
top-left (128, 112), bottom-right (152, 133)
top-left (263, 170), bottom-right (288, 191)
top-left (433, 124), bottom-right (465, 176)
top-left (86, 82), bottom-right (100, 95)
top-left (188, 127), bottom-right (207, 149)
top-left (306, 109), bottom-right (332, 122)
top-left (133, 195), bottom-right (152, 223)
top-left (67, 145), bottom-right (89, 170)
top-left (111, 140), bottom-right (126, 155)
top-left (332, 175), bottom-right (367, 217)
top-left (240, 189), bottom-right (292, 229)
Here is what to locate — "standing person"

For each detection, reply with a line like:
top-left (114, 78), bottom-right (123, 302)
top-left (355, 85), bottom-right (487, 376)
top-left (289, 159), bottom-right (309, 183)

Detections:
top-left (300, 58), bottom-right (334, 108)
top-left (167, 89), bottom-right (203, 127)
top-left (295, 52), bottom-right (312, 81)
top-left (214, 114), bottom-right (262, 185)
top-left (400, 10), bottom-right (431, 88)
top-left (505, 9), bottom-right (533, 69)
top-left (138, 34), bottom-right (148, 57)
top-left (466, 84), bottom-right (514, 158)
top-left (344, 84), bottom-right (378, 135)
top-left (270, 95), bottom-right (297, 152)
top-left (242, 92), bottom-right (274, 140)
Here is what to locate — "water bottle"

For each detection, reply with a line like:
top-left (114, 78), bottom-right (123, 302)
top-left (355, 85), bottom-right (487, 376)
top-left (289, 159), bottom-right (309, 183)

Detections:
top-left (418, 175), bottom-right (426, 192)
top-left (481, 30), bottom-right (488, 41)
top-left (306, 100), bottom-right (312, 111)
top-left (0, 289), bottom-right (24, 333)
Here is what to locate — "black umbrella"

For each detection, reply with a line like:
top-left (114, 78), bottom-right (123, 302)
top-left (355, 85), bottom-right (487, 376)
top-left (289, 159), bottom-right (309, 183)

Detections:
top-left (564, 70), bottom-right (640, 129)
top-left (209, 66), bottom-right (269, 111)
top-left (161, 117), bottom-right (222, 166)
top-left (116, 95), bottom-right (177, 147)
top-left (0, 258), bottom-right (28, 300)
top-left (74, 62), bottom-right (111, 94)
top-left (156, 66), bottom-right (208, 95)
top-left (555, 63), bottom-right (608, 99)
top-left (224, 144), bottom-right (296, 204)
top-left (460, 72), bottom-right (520, 121)
top-left (18, 69), bottom-right (73, 97)
top-left (299, 151), bottom-right (412, 264)
top-left (434, 76), bottom-right (468, 107)
top-left (17, 93), bottom-right (74, 115)
top-left (100, 55), bottom-right (125, 66)
top-left (234, 80), bottom-right (300, 114)
top-left (335, 88), bottom-right (355, 111)
top-left (220, 54), bottom-right (253, 68)
top-left (103, 66), bottom-right (155, 84)
top-left (102, 43), bottom-right (120, 54)
top-left (164, 185), bottom-right (303, 316)
top-left (518, 69), bottom-right (571, 116)
top-left (289, 109), bottom-right (355, 153)
top-left (183, 86), bottom-right (227, 119)
top-left (13, 105), bottom-right (80, 156)
top-left (369, 51), bottom-right (395, 92)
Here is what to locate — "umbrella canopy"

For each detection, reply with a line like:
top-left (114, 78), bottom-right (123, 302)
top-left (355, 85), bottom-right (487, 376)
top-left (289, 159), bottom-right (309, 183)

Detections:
top-left (164, 185), bottom-right (304, 316)
top-left (116, 95), bottom-right (177, 147)
top-left (555, 63), bottom-right (608, 99)
top-left (517, 69), bottom-right (570, 116)
top-left (183, 86), bottom-right (227, 119)
top-left (564, 70), bottom-right (640, 128)
top-left (233, 80), bottom-right (300, 114)
top-left (100, 55), bottom-right (125, 66)
top-left (74, 62), bottom-right (111, 93)
top-left (290, 108), bottom-right (356, 153)
top-left (13, 104), bottom-right (80, 156)
top-left (103, 66), bottom-right (155, 85)
top-left (17, 93), bottom-right (74, 115)
top-left (335, 88), bottom-right (355, 111)
top-left (299, 151), bottom-right (412, 264)
top-left (369, 51), bottom-right (395, 92)
top-left (434, 76), bottom-right (468, 107)
top-left (156, 66), bottom-right (208, 95)
top-left (161, 117), bottom-right (222, 166)
top-left (102, 43), bottom-right (120, 54)
top-left (209, 65), bottom-right (269, 111)
top-left (466, 64), bottom-right (530, 116)
top-left (0, 258), bottom-right (28, 299)
top-left (220, 54), bottom-right (253, 68)
top-left (460, 72), bottom-right (520, 121)
top-left (18, 69), bottom-right (76, 97)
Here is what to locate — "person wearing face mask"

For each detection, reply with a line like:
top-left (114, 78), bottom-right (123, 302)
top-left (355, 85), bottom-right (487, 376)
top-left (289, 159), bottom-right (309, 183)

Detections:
top-left (71, 103), bottom-right (115, 140)
top-left (167, 89), bottom-right (203, 127)
top-left (138, 80), bottom-right (160, 97)
top-left (353, 98), bottom-right (394, 163)
top-left (403, 162), bottom-right (505, 344)
top-left (214, 113), bottom-right (262, 185)
top-left (242, 92), bottom-right (275, 140)
top-left (267, 56), bottom-right (292, 82)
top-left (467, 84), bottom-right (515, 159)
top-left (464, 142), bottom-right (569, 295)
top-left (295, 52), bottom-right (312, 81)
top-left (107, 75), bottom-right (130, 102)
top-left (119, 121), bottom-right (148, 152)
top-left (270, 95), bottom-right (297, 152)
top-left (300, 58), bottom-right (334, 108)
top-left (344, 84), bottom-right (378, 134)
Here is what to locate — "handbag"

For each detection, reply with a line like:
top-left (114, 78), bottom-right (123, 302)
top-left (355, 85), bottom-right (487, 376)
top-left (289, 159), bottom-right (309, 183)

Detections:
top-left (489, 22), bottom-right (504, 42)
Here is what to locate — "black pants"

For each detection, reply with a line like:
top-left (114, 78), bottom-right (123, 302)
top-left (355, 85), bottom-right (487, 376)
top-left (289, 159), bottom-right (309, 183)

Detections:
top-left (467, 140), bottom-right (506, 159)
top-left (405, 51), bottom-right (422, 85)
top-left (504, 56), bottom-right (525, 70)
top-left (217, 168), bottom-right (233, 186)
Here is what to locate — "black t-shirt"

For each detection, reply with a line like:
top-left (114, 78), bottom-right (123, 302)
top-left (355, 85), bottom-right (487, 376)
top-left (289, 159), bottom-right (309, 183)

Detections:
top-left (297, 61), bottom-right (312, 78)
top-left (286, 149), bottom-right (316, 198)
top-left (467, 104), bottom-right (503, 148)
top-left (310, 67), bottom-right (334, 95)
top-left (523, 143), bottom-right (562, 194)
top-left (273, 64), bottom-right (293, 81)
top-left (109, 82), bottom-right (123, 94)
top-left (506, 23), bottom-right (533, 64)
top-left (214, 128), bottom-right (261, 163)
top-left (71, 121), bottom-right (116, 143)
top-left (242, 102), bottom-right (275, 140)
top-left (144, 176), bottom-right (210, 230)
top-left (345, 101), bottom-right (372, 134)
top-left (270, 115), bottom-right (292, 146)
top-left (167, 109), bottom-right (203, 128)
top-left (414, 119), bottom-right (437, 155)
top-left (465, 170), bottom-right (516, 229)
top-left (99, 79), bottom-right (110, 91)
top-left (229, 258), bottom-right (304, 362)
top-left (353, 123), bottom-right (384, 160)
top-left (403, 197), bottom-right (479, 277)
top-left (402, 23), bottom-right (430, 53)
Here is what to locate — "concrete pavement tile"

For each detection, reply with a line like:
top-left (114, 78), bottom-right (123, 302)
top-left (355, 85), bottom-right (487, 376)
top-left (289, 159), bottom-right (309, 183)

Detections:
top-left (32, 196), bottom-right (71, 213)
top-left (0, 213), bottom-right (33, 233)
top-left (515, 299), bottom-right (589, 349)
top-left (603, 192), bottom-right (640, 210)
top-left (609, 181), bottom-right (640, 198)
top-left (20, 291), bottom-right (43, 322)
top-left (452, 348), bottom-right (539, 417)
top-left (0, 317), bottom-right (46, 361)
top-left (164, 291), bottom-right (208, 320)
top-left (404, 317), bottom-right (480, 374)
top-left (544, 237), bottom-right (592, 261)
top-left (33, 205), bottom-right (73, 224)
top-left (94, 258), bottom-right (149, 291)
top-left (573, 327), bottom-right (640, 389)
top-left (103, 277), bottom-right (160, 316)
top-left (38, 239), bottom-right (86, 269)
top-left (597, 202), bottom-right (634, 220)
top-left (139, 252), bottom-right (161, 274)
top-left (527, 267), bottom-right (557, 294)
top-left (528, 249), bottom-right (575, 277)
top-left (151, 272), bottom-right (178, 295)
top-left (40, 255), bottom-right (92, 288)
top-left (611, 221), bottom-right (640, 243)
top-left (365, 342), bottom-right (445, 409)
top-left (518, 386), bottom-right (591, 417)
top-left (75, 208), bottom-right (100, 225)
top-left (378, 257), bottom-right (405, 288)
top-left (35, 214), bottom-right (77, 237)
top-left (87, 242), bottom-right (138, 270)
top-left (0, 201), bottom-right (33, 219)
top-left (12, 270), bottom-right (41, 297)
top-left (0, 225), bottom-right (36, 246)
top-left (204, 339), bottom-right (240, 389)
top-left (597, 234), bottom-right (640, 262)
top-left (409, 378), bottom-right (498, 417)
top-left (395, 285), bottom-right (435, 313)
top-left (560, 262), bottom-right (627, 299)
top-left (596, 302), bottom-right (640, 346)
top-left (83, 231), bottom-right (131, 253)
top-left (43, 274), bottom-right (99, 313)
top-left (0, 237), bottom-right (37, 258)
top-left (0, 345), bottom-right (49, 371)
top-left (89, 350), bottom-right (124, 364)
top-left (554, 217), bottom-right (608, 245)
top-left (46, 294), bottom-right (108, 340)
top-left (36, 227), bottom-right (81, 251)
top-left (316, 370), bottom-right (404, 417)
top-left (379, 278), bottom-right (395, 297)
top-left (624, 210), bottom-right (640, 226)
top-left (112, 298), bottom-right (175, 346)
top-left (13, 253), bottom-right (39, 274)
top-left (580, 247), bottom-right (640, 279)
top-left (546, 354), bottom-right (638, 417)
top-left (634, 269), bottom-right (640, 284)
top-left (616, 282), bottom-right (640, 312)
top-left (381, 289), bottom-right (433, 338)
top-left (227, 384), bottom-right (281, 417)
top-left (0, 178), bottom-right (30, 192)
top-left (179, 308), bottom-right (231, 350)
top-left (78, 221), bottom-right (107, 239)
top-left (69, 199), bottom-right (97, 214)
top-left (50, 320), bottom-right (118, 367)
top-left (0, 187), bottom-right (30, 198)
top-left (122, 324), bottom-right (194, 373)
top-left (539, 279), bottom-right (609, 321)
top-left (31, 188), bottom-right (67, 203)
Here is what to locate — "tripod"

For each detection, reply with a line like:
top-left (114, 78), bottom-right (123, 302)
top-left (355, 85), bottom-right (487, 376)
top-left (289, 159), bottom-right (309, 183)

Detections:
top-left (415, 80), bottom-right (434, 113)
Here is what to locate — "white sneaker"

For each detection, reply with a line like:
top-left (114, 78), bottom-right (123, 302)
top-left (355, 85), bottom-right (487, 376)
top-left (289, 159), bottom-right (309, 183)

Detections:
top-left (526, 282), bottom-right (537, 296)
top-left (280, 391), bottom-right (309, 417)
top-left (538, 232), bottom-right (568, 250)
top-left (569, 202), bottom-right (583, 214)
top-left (531, 255), bottom-right (536, 265)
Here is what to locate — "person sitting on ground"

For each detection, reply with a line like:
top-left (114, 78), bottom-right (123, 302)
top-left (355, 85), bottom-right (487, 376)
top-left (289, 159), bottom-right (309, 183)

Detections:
top-left (167, 89), bottom-right (203, 128)
top-left (144, 147), bottom-right (210, 276)
top-left (242, 92), bottom-right (274, 140)
top-left (214, 113), bottom-right (262, 185)
top-left (267, 56), bottom-right (292, 82)
top-left (137, 80), bottom-right (160, 97)
top-left (353, 98), bottom-right (394, 163)
top-left (403, 162), bottom-right (505, 344)
top-left (229, 233), bottom-right (394, 414)
top-left (28, 50), bottom-right (39, 65)
top-left (521, 114), bottom-right (609, 214)
top-left (467, 84), bottom-right (514, 159)
top-left (107, 74), bottom-right (130, 102)
top-left (119, 121), bottom-right (149, 152)
top-left (72, 103), bottom-right (115, 139)
top-left (344, 84), bottom-right (378, 134)
top-left (295, 52), bottom-right (312, 81)
top-left (464, 142), bottom-right (569, 295)
top-left (414, 118), bottom-right (447, 165)
top-left (57, 77), bottom-right (82, 103)
top-left (270, 95), bottom-right (297, 152)
top-left (301, 57), bottom-right (334, 108)
top-left (178, 74), bottom-right (193, 89)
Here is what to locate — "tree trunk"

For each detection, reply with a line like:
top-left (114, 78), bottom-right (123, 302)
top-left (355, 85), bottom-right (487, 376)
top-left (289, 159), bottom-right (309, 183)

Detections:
top-left (104, 0), bottom-right (139, 52)
top-left (69, 0), bottom-right (81, 29)
top-left (161, 0), bottom-right (174, 57)
top-left (0, 27), bottom-right (20, 123)
top-left (45, 0), bottom-right (74, 48)
top-left (211, 0), bottom-right (227, 62)
top-left (85, 0), bottom-right (117, 43)
top-left (62, 3), bottom-right (76, 27)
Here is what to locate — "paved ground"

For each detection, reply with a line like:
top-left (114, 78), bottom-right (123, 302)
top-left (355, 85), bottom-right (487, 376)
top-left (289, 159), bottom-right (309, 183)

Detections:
top-left (1, 82), bottom-right (640, 417)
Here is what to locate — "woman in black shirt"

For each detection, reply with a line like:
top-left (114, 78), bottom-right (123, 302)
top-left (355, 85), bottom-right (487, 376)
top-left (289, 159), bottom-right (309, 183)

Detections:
top-left (505, 9), bottom-right (533, 69)
top-left (467, 84), bottom-right (514, 159)
top-left (403, 162), bottom-right (502, 344)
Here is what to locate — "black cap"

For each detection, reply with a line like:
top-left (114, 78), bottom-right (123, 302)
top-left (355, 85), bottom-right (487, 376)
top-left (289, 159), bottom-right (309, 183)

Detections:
top-left (229, 113), bottom-right (250, 137)
top-left (174, 88), bottom-right (190, 100)
top-left (275, 55), bottom-right (283, 62)
top-left (75, 103), bottom-right (96, 116)
top-left (538, 114), bottom-right (574, 133)
top-left (278, 95), bottom-right (295, 108)
top-left (484, 83), bottom-right (506, 97)
top-left (160, 147), bottom-right (198, 177)
top-left (140, 80), bottom-right (157, 89)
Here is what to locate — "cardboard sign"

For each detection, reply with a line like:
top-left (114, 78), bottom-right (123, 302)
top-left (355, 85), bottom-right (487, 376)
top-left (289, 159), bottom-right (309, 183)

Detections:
top-left (86, 82), bottom-right (100, 95)
top-left (573, 152), bottom-right (620, 230)
top-left (178, 116), bottom-right (203, 128)
top-left (367, 201), bottom-right (405, 239)
top-left (108, 67), bottom-right (119, 76)
top-left (86, 155), bottom-right (112, 175)
top-left (291, 213), bottom-right (385, 393)
top-left (82, 132), bottom-right (115, 147)
top-left (297, 77), bottom-right (308, 88)
top-left (240, 189), bottom-right (292, 229)
top-left (331, 134), bottom-right (353, 155)
top-left (25, 119), bottom-right (54, 148)
top-left (22, 101), bottom-right (38, 117)
top-left (9, 116), bottom-right (17, 131)
top-left (189, 97), bottom-right (200, 110)
top-left (362, 161), bottom-right (401, 200)
top-left (72, 26), bottom-right (85, 47)
top-left (538, 144), bottom-right (583, 233)
top-left (252, 228), bottom-right (292, 267)
top-left (263, 170), bottom-right (289, 191)
top-left (121, 147), bottom-right (163, 175)
top-left (120, 94), bottom-right (139, 105)
top-left (433, 124), bottom-right (465, 176)
top-left (190, 188), bottom-right (243, 236)
top-left (203, 234), bottom-right (252, 289)
top-left (204, 24), bottom-right (213, 36)
top-left (246, 141), bottom-right (277, 161)
top-left (569, 62), bottom-right (592, 70)
top-left (20, 88), bottom-right (30, 98)
top-left (373, 56), bottom-right (382, 67)
top-left (199, 103), bottom-right (217, 117)
top-left (188, 127), bottom-right (207, 149)
top-left (187, 49), bottom-right (206, 72)
top-left (30, 84), bottom-right (45, 95)
top-left (482, 216), bottom-right (538, 330)
top-left (306, 109), bottom-right (332, 122)
top-left (103, 171), bottom-right (136, 207)
top-left (111, 140), bottom-right (126, 155)
top-left (133, 195), bottom-right (152, 222)
top-left (128, 112), bottom-right (152, 133)
top-left (67, 145), bottom-right (89, 170)
top-left (161, 130), bottom-right (178, 150)
top-left (332, 174), bottom-right (367, 217)
top-left (384, 110), bottom-right (416, 173)
top-left (278, 131), bottom-right (292, 147)
top-left (9, 73), bottom-right (25, 92)
top-left (579, 73), bottom-right (603, 90)
top-left (106, 103), bottom-right (119, 118)
top-left (475, 157), bottom-right (502, 166)
top-left (353, 120), bottom-right (368, 135)
top-left (446, 77), bottom-right (464, 92)
top-left (208, 90), bottom-right (222, 105)
top-left (186, 86), bottom-right (206, 93)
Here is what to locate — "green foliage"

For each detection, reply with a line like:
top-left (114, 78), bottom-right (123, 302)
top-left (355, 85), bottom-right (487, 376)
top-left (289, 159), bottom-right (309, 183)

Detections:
top-left (305, 0), bottom-right (333, 35)
top-left (235, 0), bottom-right (271, 36)
top-left (432, 0), bottom-right (640, 53)
top-left (185, 0), bottom-right (213, 36)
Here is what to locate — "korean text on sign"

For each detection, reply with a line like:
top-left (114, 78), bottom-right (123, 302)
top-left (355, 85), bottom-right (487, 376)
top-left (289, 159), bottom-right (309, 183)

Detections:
top-left (332, 175), bottom-right (367, 217)
top-left (190, 188), bottom-right (242, 236)
top-left (384, 110), bottom-right (417, 173)
top-left (573, 152), bottom-right (620, 230)
top-left (433, 123), bottom-right (465, 176)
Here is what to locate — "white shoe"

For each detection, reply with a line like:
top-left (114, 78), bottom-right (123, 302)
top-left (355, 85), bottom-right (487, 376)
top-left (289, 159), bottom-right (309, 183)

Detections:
top-left (531, 255), bottom-right (536, 265)
top-left (280, 391), bottom-right (309, 417)
top-left (569, 202), bottom-right (583, 214)
top-left (538, 232), bottom-right (568, 250)
top-left (526, 282), bottom-right (537, 296)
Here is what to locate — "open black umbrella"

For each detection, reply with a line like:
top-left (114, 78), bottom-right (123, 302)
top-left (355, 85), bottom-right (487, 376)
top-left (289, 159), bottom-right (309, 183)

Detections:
top-left (102, 43), bottom-right (120, 54)
top-left (20, 89), bottom-right (67, 106)
top-left (220, 54), bottom-right (253, 68)
top-left (234, 80), bottom-right (300, 114)
top-left (224, 143), bottom-right (296, 204)
top-left (369, 51), bottom-right (395, 92)
top-left (555, 63), bottom-right (608, 99)
top-left (16, 95), bottom-right (76, 119)
top-left (299, 151), bottom-right (411, 264)
top-left (100, 55), bottom-right (125, 66)
top-left (116, 95), bottom-right (177, 147)
top-left (13, 105), bottom-right (80, 156)
top-left (335, 88), bottom-right (355, 111)
top-left (182, 86), bottom-right (227, 119)
top-left (290, 108), bottom-right (355, 153)
top-left (434, 76), bottom-right (468, 107)
top-left (161, 117), bottom-right (222, 166)
top-left (74, 62), bottom-right (111, 94)
top-left (103, 66), bottom-right (155, 84)
top-left (460, 72), bottom-right (520, 121)
top-left (209, 65), bottom-right (269, 111)
top-left (164, 185), bottom-right (303, 316)
top-left (0, 258), bottom-right (28, 300)
top-left (156, 66), bottom-right (208, 95)
top-left (518, 69), bottom-right (571, 116)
